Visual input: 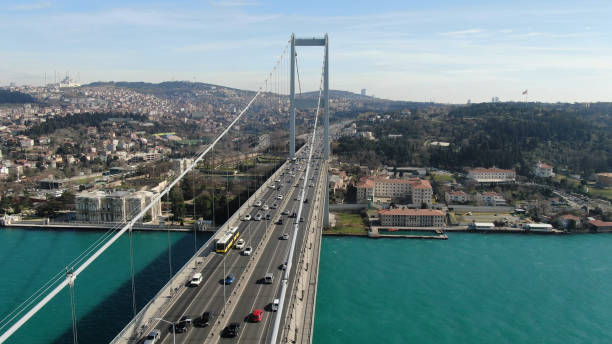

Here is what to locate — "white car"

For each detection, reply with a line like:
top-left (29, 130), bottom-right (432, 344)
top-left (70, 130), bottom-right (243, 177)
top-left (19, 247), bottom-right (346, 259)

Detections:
top-left (235, 238), bottom-right (245, 250)
top-left (275, 179), bottom-right (281, 183)
top-left (295, 195), bottom-right (301, 201)
top-left (281, 233), bottom-right (289, 240)
top-left (144, 329), bottom-right (161, 344)
top-left (243, 246), bottom-right (253, 256)
top-left (244, 214), bottom-right (252, 221)
top-left (254, 214), bottom-right (262, 221)
top-left (271, 299), bottom-right (280, 312)
top-left (282, 210), bottom-right (290, 215)
top-left (277, 195), bottom-right (283, 200)
top-left (254, 201), bottom-right (262, 207)
top-left (189, 273), bottom-right (203, 287)
top-left (262, 204), bottom-right (269, 210)
top-left (268, 184), bottom-right (276, 189)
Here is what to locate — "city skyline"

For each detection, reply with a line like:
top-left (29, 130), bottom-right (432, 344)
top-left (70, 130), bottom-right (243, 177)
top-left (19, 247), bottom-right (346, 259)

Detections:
top-left (1, 0), bottom-right (611, 103)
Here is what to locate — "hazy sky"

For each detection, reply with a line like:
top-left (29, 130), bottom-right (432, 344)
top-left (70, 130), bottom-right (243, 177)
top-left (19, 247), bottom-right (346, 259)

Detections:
top-left (1, 0), bottom-right (611, 103)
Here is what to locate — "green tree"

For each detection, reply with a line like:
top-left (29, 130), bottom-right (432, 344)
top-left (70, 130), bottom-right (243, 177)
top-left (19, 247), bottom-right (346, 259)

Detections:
top-left (169, 187), bottom-right (186, 222)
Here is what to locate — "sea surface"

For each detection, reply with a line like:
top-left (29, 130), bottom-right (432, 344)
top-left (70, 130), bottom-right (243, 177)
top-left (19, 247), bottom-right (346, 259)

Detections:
top-left (2, 229), bottom-right (612, 344)
top-left (313, 234), bottom-right (612, 344)
top-left (0, 227), bottom-right (211, 344)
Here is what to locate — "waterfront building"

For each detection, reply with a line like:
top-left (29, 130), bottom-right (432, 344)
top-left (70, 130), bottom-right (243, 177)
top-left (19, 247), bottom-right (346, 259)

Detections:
top-left (378, 208), bottom-right (445, 227)
top-left (76, 190), bottom-right (161, 223)
top-left (356, 176), bottom-right (433, 205)
top-left (525, 223), bottom-right (554, 232)
top-left (588, 220), bottom-right (612, 232)
top-left (467, 167), bottom-right (516, 183)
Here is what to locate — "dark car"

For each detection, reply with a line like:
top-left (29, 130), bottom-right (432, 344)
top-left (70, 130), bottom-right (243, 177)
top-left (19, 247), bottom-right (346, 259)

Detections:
top-left (222, 322), bottom-right (241, 338)
top-left (289, 212), bottom-right (297, 218)
top-left (194, 312), bottom-right (211, 327)
top-left (171, 317), bottom-right (192, 333)
top-left (276, 219), bottom-right (283, 225)
top-left (224, 273), bottom-right (235, 285)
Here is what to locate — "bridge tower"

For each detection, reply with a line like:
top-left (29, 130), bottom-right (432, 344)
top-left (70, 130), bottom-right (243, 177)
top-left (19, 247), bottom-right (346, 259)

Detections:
top-left (289, 33), bottom-right (330, 226)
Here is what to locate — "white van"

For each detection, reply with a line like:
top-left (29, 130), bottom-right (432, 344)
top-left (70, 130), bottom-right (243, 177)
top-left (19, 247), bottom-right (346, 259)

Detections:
top-left (264, 272), bottom-right (274, 284)
top-left (189, 273), bottom-right (203, 287)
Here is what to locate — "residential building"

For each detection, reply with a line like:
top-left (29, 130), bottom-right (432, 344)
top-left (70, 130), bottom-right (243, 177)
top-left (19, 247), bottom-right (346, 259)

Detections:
top-left (172, 158), bottom-right (194, 174)
top-left (445, 191), bottom-right (469, 203)
top-left (467, 167), bottom-right (516, 183)
top-left (476, 192), bottom-right (507, 206)
top-left (356, 176), bottom-right (433, 205)
top-left (76, 190), bottom-right (161, 223)
top-left (378, 208), bottom-right (445, 227)
top-left (534, 161), bottom-right (554, 177)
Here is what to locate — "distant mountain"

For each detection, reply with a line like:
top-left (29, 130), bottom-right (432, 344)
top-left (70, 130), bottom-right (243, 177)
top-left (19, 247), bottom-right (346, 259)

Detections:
top-left (0, 90), bottom-right (38, 104)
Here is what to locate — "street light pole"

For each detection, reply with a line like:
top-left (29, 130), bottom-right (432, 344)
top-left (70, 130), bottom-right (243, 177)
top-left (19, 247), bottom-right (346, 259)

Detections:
top-left (153, 318), bottom-right (176, 344)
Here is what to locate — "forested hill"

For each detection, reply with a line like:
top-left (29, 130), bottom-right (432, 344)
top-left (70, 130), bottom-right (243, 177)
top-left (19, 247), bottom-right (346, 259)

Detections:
top-left (335, 102), bottom-right (612, 177)
top-left (0, 90), bottom-right (38, 104)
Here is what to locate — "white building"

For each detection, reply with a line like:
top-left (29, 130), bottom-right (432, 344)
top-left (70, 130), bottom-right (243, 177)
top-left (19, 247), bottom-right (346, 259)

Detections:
top-left (445, 191), bottom-right (469, 203)
top-left (378, 208), bottom-right (446, 227)
top-left (534, 161), bottom-right (554, 178)
top-left (76, 190), bottom-right (161, 223)
top-left (476, 192), bottom-right (507, 206)
top-left (467, 167), bottom-right (516, 183)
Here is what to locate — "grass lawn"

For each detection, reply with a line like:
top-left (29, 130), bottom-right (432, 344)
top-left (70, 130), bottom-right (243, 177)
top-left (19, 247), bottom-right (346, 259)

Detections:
top-left (324, 212), bottom-right (367, 235)
top-left (589, 188), bottom-right (612, 200)
top-left (431, 173), bottom-right (455, 183)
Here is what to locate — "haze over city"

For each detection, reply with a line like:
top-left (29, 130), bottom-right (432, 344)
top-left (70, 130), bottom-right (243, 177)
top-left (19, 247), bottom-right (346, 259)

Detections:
top-left (2, 0), bottom-right (611, 103)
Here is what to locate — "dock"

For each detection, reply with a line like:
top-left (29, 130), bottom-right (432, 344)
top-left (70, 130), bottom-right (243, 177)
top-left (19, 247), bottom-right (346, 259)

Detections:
top-left (368, 227), bottom-right (448, 240)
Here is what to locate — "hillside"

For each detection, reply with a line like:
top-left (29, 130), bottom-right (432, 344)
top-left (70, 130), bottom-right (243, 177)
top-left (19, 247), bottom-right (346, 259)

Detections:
top-left (0, 90), bottom-right (38, 104)
top-left (335, 102), bottom-right (612, 176)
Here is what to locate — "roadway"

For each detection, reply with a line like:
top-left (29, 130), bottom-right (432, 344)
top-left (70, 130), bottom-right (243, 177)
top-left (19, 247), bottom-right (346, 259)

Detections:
top-left (218, 151), bottom-right (323, 343)
top-left (142, 142), bottom-right (323, 344)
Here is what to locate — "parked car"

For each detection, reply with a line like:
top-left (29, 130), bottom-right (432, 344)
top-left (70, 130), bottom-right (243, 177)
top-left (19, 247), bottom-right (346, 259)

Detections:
top-left (235, 238), bottom-right (245, 250)
top-left (250, 309), bottom-right (264, 322)
top-left (222, 322), bottom-right (240, 338)
top-left (243, 247), bottom-right (252, 256)
top-left (224, 273), bottom-right (235, 285)
top-left (194, 312), bottom-right (211, 327)
top-left (143, 329), bottom-right (161, 344)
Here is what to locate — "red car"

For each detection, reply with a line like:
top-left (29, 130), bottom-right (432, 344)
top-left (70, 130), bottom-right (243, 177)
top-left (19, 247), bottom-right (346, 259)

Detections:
top-left (251, 309), bottom-right (264, 322)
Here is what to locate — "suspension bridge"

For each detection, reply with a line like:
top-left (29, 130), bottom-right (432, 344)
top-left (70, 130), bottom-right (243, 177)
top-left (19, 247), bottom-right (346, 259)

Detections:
top-left (0, 34), bottom-right (332, 344)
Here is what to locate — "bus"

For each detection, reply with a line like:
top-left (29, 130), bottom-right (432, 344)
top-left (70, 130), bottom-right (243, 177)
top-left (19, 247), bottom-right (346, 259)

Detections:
top-left (215, 226), bottom-right (240, 253)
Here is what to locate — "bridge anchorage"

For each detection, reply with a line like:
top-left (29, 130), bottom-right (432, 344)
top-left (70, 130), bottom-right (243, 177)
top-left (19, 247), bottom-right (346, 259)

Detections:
top-left (0, 34), bottom-right (330, 344)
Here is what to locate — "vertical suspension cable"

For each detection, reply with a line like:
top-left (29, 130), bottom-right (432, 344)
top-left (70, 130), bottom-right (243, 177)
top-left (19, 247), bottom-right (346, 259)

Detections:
top-left (212, 147), bottom-right (215, 229)
top-left (128, 227), bottom-right (137, 318)
top-left (193, 161), bottom-right (197, 253)
top-left (66, 269), bottom-right (78, 344)
top-left (166, 191), bottom-right (172, 287)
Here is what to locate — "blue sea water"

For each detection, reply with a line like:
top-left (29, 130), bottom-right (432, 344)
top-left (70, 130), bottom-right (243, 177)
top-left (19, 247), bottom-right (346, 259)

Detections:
top-left (2, 228), bottom-right (612, 344)
top-left (314, 234), bottom-right (612, 344)
top-left (0, 228), bottom-right (210, 344)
